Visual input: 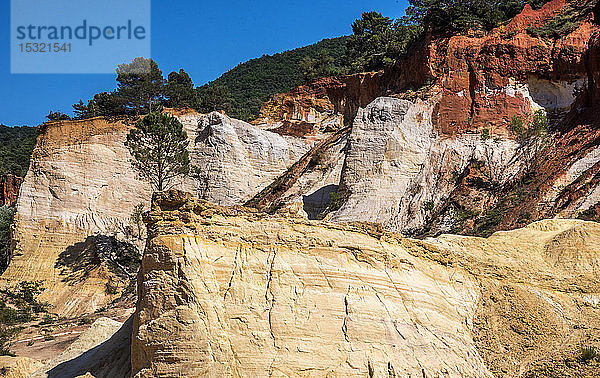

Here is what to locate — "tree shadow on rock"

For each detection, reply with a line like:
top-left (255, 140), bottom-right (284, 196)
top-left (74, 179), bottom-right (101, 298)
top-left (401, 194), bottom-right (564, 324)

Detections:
top-left (55, 236), bottom-right (141, 285)
top-left (55, 236), bottom-right (101, 285)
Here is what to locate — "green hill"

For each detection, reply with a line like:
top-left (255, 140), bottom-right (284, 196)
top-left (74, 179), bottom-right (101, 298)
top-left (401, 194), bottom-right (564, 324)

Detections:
top-left (197, 36), bottom-right (349, 122)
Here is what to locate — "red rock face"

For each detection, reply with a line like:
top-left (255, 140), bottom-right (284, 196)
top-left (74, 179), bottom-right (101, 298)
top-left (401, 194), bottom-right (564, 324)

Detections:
top-left (390, 0), bottom-right (599, 135)
top-left (258, 0), bottom-right (599, 138)
top-left (0, 174), bottom-right (23, 207)
top-left (254, 72), bottom-right (384, 135)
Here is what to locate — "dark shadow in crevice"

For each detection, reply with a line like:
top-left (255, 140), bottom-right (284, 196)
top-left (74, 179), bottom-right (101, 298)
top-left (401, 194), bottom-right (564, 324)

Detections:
top-left (55, 235), bottom-right (140, 285)
top-left (303, 184), bottom-right (338, 220)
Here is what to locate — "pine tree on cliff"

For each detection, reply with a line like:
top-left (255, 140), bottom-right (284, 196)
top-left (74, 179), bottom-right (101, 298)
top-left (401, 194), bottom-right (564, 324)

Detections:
top-left (164, 69), bottom-right (199, 109)
top-left (346, 12), bottom-right (420, 72)
top-left (125, 112), bottom-right (190, 191)
top-left (197, 84), bottom-right (232, 113)
top-left (116, 58), bottom-right (165, 116)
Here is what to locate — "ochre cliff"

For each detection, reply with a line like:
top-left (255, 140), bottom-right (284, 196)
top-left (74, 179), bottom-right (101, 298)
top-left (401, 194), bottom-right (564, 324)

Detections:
top-left (1, 111), bottom-right (310, 316)
top-left (247, 0), bottom-right (600, 237)
top-left (1, 117), bottom-right (152, 316)
top-left (130, 191), bottom-right (600, 377)
top-left (0, 174), bottom-right (23, 206)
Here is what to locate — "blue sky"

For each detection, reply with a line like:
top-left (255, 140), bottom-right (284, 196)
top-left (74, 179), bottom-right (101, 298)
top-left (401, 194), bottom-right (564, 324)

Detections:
top-left (1, 0), bottom-right (408, 126)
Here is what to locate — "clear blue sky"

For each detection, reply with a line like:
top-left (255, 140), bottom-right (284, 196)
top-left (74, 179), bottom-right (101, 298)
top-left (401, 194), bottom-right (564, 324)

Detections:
top-left (1, 0), bottom-right (408, 126)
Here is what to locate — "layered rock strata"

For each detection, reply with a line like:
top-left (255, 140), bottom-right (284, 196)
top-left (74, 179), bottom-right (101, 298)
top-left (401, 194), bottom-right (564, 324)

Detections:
top-left (131, 191), bottom-right (600, 377)
top-left (1, 111), bottom-right (309, 316)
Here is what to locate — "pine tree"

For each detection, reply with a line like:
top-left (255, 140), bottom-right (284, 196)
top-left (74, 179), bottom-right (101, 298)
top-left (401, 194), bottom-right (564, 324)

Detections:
top-left (125, 112), bottom-right (190, 191)
top-left (165, 69), bottom-right (199, 109)
top-left (116, 58), bottom-right (165, 115)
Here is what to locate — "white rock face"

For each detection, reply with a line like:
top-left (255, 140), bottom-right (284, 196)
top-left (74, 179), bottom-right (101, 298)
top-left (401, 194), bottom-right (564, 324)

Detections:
top-left (1, 112), bottom-right (310, 316)
top-left (527, 76), bottom-right (585, 112)
top-left (330, 97), bottom-right (522, 232)
top-left (188, 112), bottom-right (310, 205)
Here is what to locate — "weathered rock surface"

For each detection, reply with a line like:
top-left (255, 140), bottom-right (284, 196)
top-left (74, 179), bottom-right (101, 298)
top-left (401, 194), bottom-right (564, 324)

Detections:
top-left (247, 0), bottom-right (600, 236)
top-left (245, 127), bottom-right (349, 218)
top-left (254, 72), bottom-right (383, 136)
top-left (188, 111), bottom-right (310, 205)
top-left (330, 96), bottom-right (522, 232)
top-left (0, 174), bottom-right (23, 207)
top-left (1, 111), bottom-right (310, 316)
top-left (1, 117), bottom-right (152, 316)
top-left (0, 356), bottom-right (43, 378)
top-left (131, 191), bottom-right (600, 377)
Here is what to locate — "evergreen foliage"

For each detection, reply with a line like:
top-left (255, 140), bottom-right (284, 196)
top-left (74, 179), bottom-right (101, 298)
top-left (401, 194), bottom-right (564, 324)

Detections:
top-left (164, 69), bottom-right (198, 109)
top-left (46, 111), bottom-right (71, 121)
top-left (346, 12), bottom-right (422, 72)
top-left (0, 125), bottom-right (38, 177)
top-left (197, 37), bottom-right (348, 121)
top-left (0, 206), bottom-right (14, 274)
top-left (406, 0), bottom-right (551, 32)
top-left (125, 112), bottom-right (190, 191)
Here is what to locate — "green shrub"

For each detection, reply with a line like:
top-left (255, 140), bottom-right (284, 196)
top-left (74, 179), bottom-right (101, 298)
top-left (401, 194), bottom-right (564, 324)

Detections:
top-left (423, 200), bottom-right (435, 212)
top-left (329, 191), bottom-right (349, 212)
top-left (17, 281), bottom-right (45, 306)
top-left (0, 325), bottom-right (22, 356)
top-left (530, 109), bottom-right (548, 137)
top-left (580, 346), bottom-right (597, 363)
top-left (509, 114), bottom-right (526, 136)
top-left (453, 206), bottom-right (479, 222)
top-left (77, 317), bottom-right (93, 326)
top-left (39, 314), bottom-right (55, 325)
top-left (481, 128), bottom-right (490, 141)
top-left (528, 1), bottom-right (592, 39)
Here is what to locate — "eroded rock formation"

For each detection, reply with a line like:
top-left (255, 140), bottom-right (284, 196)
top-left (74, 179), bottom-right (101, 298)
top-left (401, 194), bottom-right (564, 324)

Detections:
top-left (248, 0), bottom-right (600, 236)
top-left (254, 72), bottom-right (383, 135)
top-left (130, 191), bottom-right (600, 377)
top-left (0, 111), bottom-right (310, 316)
top-left (0, 174), bottom-right (23, 206)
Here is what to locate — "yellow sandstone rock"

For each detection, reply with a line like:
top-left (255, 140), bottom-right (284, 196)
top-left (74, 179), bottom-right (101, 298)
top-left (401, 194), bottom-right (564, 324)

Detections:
top-left (130, 191), bottom-right (600, 377)
top-left (0, 356), bottom-right (43, 378)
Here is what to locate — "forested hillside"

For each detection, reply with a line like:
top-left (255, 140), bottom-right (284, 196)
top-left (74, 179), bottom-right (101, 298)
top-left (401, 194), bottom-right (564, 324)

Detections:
top-left (197, 37), bottom-right (349, 121)
top-left (0, 125), bottom-right (38, 177)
